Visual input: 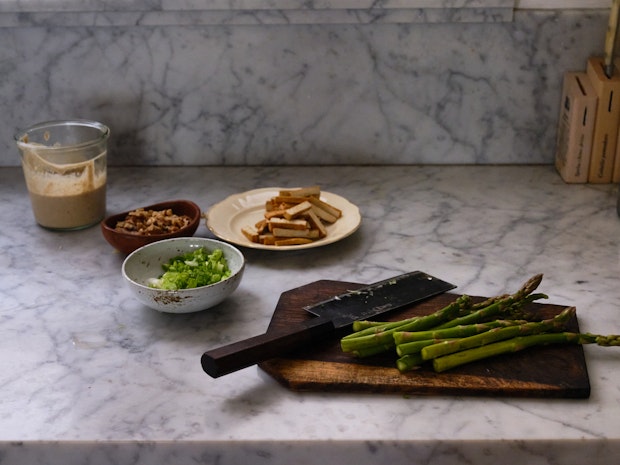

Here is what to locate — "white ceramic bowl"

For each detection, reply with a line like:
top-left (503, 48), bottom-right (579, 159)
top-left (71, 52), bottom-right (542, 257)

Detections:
top-left (122, 237), bottom-right (245, 313)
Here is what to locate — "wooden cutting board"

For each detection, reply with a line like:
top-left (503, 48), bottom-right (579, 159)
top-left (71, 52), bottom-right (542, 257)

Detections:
top-left (258, 280), bottom-right (591, 398)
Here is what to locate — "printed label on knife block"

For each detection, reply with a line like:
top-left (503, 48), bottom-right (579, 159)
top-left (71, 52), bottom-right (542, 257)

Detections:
top-left (586, 57), bottom-right (620, 183)
top-left (555, 72), bottom-right (598, 183)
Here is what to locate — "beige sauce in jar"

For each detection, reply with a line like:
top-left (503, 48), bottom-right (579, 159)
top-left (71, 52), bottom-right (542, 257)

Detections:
top-left (21, 148), bottom-right (107, 230)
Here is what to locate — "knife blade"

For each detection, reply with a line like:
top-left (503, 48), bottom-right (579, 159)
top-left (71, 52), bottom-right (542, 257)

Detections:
top-left (201, 271), bottom-right (456, 378)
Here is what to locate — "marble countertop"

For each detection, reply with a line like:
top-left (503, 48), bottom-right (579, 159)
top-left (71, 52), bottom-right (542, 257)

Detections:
top-left (1, 165), bottom-right (620, 465)
top-left (0, 0), bottom-right (515, 26)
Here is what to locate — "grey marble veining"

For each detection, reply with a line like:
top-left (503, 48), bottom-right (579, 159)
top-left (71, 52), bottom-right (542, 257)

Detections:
top-left (1, 164), bottom-right (619, 464)
top-left (0, 8), bottom-right (512, 27)
top-left (0, 1), bottom-right (514, 29)
top-left (0, 8), bottom-right (607, 167)
top-left (0, 0), bottom-right (513, 16)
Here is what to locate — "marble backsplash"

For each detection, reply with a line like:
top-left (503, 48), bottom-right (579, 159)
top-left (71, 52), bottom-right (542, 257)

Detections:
top-left (0, 4), bottom-right (607, 166)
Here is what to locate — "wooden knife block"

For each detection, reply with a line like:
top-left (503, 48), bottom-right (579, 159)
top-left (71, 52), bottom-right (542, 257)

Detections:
top-left (586, 57), bottom-right (620, 183)
top-left (555, 72), bottom-right (598, 183)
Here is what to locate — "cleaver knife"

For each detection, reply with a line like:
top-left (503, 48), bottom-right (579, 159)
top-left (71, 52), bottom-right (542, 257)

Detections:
top-left (201, 271), bottom-right (456, 378)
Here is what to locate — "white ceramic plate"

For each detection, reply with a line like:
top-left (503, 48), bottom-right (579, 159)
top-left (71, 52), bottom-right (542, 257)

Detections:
top-left (206, 187), bottom-right (362, 250)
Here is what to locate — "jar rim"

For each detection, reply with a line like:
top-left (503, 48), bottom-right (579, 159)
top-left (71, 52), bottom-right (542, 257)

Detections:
top-left (14, 119), bottom-right (110, 151)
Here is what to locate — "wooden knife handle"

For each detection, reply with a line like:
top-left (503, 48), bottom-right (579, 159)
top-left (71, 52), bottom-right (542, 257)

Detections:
top-left (201, 315), bottom-right (336, 378)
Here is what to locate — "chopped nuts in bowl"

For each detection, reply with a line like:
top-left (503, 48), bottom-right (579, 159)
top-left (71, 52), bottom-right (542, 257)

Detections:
top-left (114, 207), bottom-right (193, 235)
top-left (101, 200), bottom-right (201, 254)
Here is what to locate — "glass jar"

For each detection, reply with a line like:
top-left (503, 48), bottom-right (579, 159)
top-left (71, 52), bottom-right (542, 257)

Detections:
top-left (15, 120), bottom-right (109, 230)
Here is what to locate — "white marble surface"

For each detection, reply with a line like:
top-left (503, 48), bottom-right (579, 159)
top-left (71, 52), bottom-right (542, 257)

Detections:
top-left (0, 0), bottom-right (514, 26)
top-left (1, 164), bottom-right (620, 464)
top-left (0, 8), bottom-right (608, 167)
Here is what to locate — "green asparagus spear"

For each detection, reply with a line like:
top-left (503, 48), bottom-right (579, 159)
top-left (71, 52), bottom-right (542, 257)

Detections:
top-left (396, 338), bottom-right (456, 357)
top-left (344, 316), bottom-right (421, 339)
top-left (421, 307), bottom-right (575, 361)
top-left (433, 274), bottom-right (545, 330)
top-left (349, 343), bottom-right (397, 358)
top-left (396, 354), bottom-right (425, 372)
top-left (432, 331), bottom-right (620, 372)
top-left (340, 295), bottom-right (471, 354)
top-left (393, 319), bottom-right (528, 345)
top-left (355, 292), bottom-right (506, 335)
top-left (360, 293), bottom-right (499, 333)
top-left (433, 292), bottom-right (547, 329)
top-left (342, 274), bottom-right (547, 356)
top-left (350, 320), bottom-right (397, 332)
top-left (344, 294), bottom-right (476, 340)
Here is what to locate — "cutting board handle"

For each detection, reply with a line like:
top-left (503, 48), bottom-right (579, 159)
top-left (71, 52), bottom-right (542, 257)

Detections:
top-left (201, 315), bottom-right (336, 378)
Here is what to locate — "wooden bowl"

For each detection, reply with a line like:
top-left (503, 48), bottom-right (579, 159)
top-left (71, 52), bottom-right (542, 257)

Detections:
top-left (101, 200), bottom-right (201, 254)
